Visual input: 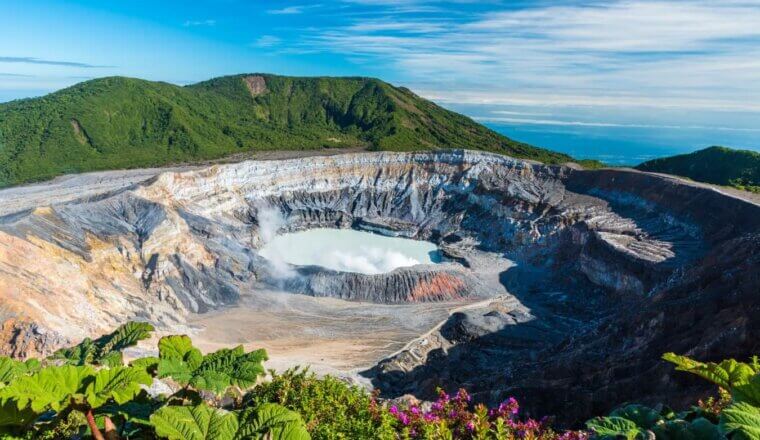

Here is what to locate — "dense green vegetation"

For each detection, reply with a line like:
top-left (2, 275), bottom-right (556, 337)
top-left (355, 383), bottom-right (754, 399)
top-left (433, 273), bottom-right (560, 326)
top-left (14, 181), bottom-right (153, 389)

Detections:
top-left (1, 322), bottom-right (758, 439)
top-left (0, 74), bottom-right (572, 187)
top-left (636, 146), bottom-right (760, 193)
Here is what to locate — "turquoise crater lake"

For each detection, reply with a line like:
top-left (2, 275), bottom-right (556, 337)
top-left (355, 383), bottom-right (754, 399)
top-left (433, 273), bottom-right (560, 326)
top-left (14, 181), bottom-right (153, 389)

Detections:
top-left (258, 228), bottom-right (443, 275)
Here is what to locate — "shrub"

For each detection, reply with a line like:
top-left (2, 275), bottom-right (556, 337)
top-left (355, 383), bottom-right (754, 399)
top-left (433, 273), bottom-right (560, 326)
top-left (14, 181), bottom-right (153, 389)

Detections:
top-left (244, 367), bottom-right (397, 440)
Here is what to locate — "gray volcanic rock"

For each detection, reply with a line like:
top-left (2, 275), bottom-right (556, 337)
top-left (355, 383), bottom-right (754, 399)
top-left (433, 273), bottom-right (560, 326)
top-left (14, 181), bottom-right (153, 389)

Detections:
top-left (259, 263), bottom-right (494, 303)
top-left (0, 150), bottom-right (757, 424)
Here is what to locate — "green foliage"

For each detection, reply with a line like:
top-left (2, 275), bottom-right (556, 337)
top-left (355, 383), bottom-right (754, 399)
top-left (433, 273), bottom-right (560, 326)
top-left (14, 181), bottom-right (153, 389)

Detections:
top-left (157, 335), bottom-right (267, 395)
top-left (237, 403), bottom-right (311, 440)
top-left (0, 398), bottom-right (37, 432)
top-left (720, 402), bottom-right (760, 440)
top-left (0, 357), bottom-right (40, 385)
top-left (244, 367), bottom-right (396, 440)
top-left (0, 364), bottom-right (95, 412)
top-left (4, 323), bottom-right (759, 440)
top-left (603, 353), bottom-right (760, 440)
top-left (150, 403), bottom-right (239, 440)
top-left (636, 146), bottom-right (760, 191)
top-left (663, 353), bottom-right (759, 391)
top-left (586, 416), bottom-right (642, 439)
top-left (51, 321), bottom-right (154, 367)
top-left (586, 404), bottom-right (724, 440)
top-left (157, 335), bottom-right (203, 383)
top-left (129, 356), bottom-right (160, 375)
top-left (84, 366), bottom-right (152, 407)
top-left (0, 74), bottom-right (572, 187)
top-left (150, 402), bottom-right (309, 440)
top-left (733, 375), bottom-right (760, 407)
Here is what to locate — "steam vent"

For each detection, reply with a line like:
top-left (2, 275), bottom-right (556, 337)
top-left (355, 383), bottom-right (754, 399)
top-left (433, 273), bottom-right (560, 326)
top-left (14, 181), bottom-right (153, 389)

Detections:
top-left (1, 150), bottom-right (758, 423)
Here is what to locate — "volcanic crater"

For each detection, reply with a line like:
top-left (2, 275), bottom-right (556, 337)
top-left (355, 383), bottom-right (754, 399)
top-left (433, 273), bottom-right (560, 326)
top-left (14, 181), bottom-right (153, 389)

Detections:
top-left (0, 150), bottom-right (758, 423)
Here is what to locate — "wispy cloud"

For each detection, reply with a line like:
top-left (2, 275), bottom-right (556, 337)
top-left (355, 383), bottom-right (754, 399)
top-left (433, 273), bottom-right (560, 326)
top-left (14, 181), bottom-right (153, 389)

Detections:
top-left (267, 5), bottom-right (311, 15)
top-left (252, 35), bottom-right (282, 48)
top-left (295, 1), bottom-right (760, 113)
top-left (0, 56), bottom-right (112, 68)
top-left (0, 72), bottom-right (34, 78)
top-left (183, 19), bottom-right (216, 27)
top-left (476, 116), bottom-right (760, 132)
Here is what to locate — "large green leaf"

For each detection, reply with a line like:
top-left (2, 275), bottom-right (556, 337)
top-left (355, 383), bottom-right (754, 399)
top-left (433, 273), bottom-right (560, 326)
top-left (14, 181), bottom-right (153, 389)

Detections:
top-left (85, 366), bottom-right (152, 408)
top-left (151, 403), bottom-right (239, 440)
top-left (586, 416), bottom-right (642, 440)
top-left (158, 357), bottom-right (195, 384)
top-left (189, 347), bottom-right (267, 394)
top-left (157, 337), bottom-right (266, 395)
top-left (157, 335), bottom-right (204, 383)
top-left (0, 357), bottom-right (40, 385)
top-left (130, 356), bottom-right (160, 375)
top-left (236, 403), bottom-right (310, 440)
top-left (689, 418), bottom-right (725, 440)
top-left (97, 400), bottom-right (157, 426)
top-left (158, 335), bottom-right (203, 366)
top-left (150, 403), bottom-right (309, 440)
top-left (0, 398), bottom-right (37, 429)
top-left (0, 365), bottom-right (94, 412)
top-left (733, 374), bottom-right (760, 407)
top-left (97, 321), bottom-right (155, 354)
top-left (51, 337), bottom-right (98, 366)
top-left (720, 402), bottom-right (760, 440)
top-left (650, 418), bottom-right (724, 440)
top-left (663, 353), bottom-right (758, 390)
top-left (51, 321), bottom-right (155, 367)
top-left (610, 404), bottom-right (662, 429)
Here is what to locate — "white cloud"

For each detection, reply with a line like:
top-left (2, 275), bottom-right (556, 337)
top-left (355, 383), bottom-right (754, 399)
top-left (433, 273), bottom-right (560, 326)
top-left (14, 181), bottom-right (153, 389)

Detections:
top-left (476, 116), bottom-right (760, 132)
top-left (252, 35), bottom-right (282, 48)
top-left (298, 0), bottom-right (760, 113)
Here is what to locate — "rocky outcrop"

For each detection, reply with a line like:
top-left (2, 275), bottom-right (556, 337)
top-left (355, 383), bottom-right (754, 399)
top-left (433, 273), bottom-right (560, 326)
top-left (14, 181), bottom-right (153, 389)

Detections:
top-left (0, 150), bottom-right (757, 424)
top-left (262, 263), bottom-right (493, 303)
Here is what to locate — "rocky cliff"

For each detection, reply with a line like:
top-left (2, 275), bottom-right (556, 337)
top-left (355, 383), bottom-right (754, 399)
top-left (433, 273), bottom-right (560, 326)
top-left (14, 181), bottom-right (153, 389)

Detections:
top-left (0, 150), bottom-right (757, 423)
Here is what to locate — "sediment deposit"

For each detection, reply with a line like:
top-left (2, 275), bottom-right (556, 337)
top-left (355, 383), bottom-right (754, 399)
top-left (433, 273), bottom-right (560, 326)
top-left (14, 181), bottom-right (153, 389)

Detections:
top-left (0, 150), bottom-right (757, 423)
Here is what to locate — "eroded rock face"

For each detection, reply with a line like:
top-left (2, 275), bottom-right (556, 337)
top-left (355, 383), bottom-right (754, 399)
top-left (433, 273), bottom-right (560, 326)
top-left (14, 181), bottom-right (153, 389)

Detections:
top-left (0, 150), bottom-right (757, 424)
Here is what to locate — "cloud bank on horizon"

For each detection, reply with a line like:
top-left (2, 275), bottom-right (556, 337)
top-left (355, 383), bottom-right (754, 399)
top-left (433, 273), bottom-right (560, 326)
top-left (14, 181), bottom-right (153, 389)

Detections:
top-left (1, 0), bottom-right (759, 153)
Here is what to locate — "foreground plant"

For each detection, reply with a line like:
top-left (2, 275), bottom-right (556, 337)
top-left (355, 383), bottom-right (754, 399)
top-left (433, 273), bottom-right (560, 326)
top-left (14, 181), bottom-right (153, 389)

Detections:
top-left (2, 322), bottom-right (758, 439)
top-left (385, 388), bottom-right (588, 440)
top-left (244, 367), bottom-right (397, 439)
top-left (0, 322), bottom-right (305, 439)
top-left (586, 353), bottom-right (760, 440)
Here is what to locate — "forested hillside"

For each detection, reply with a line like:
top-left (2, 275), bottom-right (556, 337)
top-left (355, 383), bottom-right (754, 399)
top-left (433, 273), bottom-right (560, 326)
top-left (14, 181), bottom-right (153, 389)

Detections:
top-left (637, 146), bottom-right (760, 192)
top-left (0, 74), bottom-right (570, 187)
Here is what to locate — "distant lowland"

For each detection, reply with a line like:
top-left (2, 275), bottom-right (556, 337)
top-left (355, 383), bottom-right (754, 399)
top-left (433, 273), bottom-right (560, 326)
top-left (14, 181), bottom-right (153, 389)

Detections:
top-left (0, 74), bottom-right (757, 192)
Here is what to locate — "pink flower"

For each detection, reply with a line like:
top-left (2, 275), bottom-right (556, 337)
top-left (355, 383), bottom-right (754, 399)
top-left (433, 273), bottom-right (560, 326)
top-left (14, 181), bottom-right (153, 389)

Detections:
top-left (466, 421), bottom-right (476, 431)
top-left (389, 405), bottom-right (399, 415)
top-left (410, 406), bottom-right (420, 415)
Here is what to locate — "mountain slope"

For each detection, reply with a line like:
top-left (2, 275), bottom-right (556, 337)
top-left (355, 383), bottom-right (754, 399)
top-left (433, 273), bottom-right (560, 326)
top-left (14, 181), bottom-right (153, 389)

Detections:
top-left (0, 74), bottom-right (570, 187)
top-left (636, 146), bottom-right (760, 192)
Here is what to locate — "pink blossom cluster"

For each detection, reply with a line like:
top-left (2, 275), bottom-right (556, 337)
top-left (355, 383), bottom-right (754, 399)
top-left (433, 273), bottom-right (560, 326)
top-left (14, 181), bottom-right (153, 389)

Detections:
top-left (383, 388), bottom-right (589, 439)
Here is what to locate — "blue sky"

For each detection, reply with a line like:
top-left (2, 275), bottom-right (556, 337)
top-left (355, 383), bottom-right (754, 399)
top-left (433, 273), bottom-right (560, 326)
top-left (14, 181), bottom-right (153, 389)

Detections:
top-left (1, 0), bottom-right (759, 162)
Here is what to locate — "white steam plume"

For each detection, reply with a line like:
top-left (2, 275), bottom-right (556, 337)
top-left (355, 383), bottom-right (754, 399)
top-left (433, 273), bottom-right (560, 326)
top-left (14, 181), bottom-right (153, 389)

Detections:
top-left (255, 203), bottom-right (296, 279)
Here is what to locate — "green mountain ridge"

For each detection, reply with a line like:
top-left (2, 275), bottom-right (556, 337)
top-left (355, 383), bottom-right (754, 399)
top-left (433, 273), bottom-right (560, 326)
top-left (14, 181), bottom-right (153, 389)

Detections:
top-left (0, 74), bottom-right (571, 187)
top-left (636, 146), bottom-right (760, 192)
